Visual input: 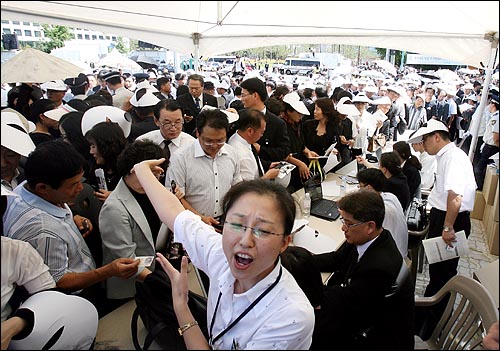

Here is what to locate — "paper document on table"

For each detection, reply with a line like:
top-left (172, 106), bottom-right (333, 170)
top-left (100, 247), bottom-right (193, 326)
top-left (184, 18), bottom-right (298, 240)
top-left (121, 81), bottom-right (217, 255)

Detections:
top-left (292, 225), bottom-right (338, 254)
top-left (422, 230), bottom-right (469, 264)
top-left (322, 180), bottom-right (340, 197)
top-left (323, 152), bottom-right (340, 173)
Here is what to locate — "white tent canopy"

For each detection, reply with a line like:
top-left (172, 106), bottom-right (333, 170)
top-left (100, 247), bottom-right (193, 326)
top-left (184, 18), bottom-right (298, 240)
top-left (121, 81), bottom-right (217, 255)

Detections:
top-left (2, 1), bottom-right (498, 67)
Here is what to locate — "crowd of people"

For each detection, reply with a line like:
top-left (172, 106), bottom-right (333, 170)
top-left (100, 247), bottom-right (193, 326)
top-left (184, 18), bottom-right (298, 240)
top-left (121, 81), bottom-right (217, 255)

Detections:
top-left (1, 58), bottom-right (499, 350)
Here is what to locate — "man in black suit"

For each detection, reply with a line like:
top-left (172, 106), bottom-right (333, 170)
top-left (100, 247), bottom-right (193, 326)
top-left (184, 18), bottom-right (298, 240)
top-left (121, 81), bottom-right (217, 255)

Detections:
top-left (311, 189), bottom-right (414, 350)
top-left (176, 74), bottom-right (218, 136)
top-left (239, 77), bottom-right (290, 171)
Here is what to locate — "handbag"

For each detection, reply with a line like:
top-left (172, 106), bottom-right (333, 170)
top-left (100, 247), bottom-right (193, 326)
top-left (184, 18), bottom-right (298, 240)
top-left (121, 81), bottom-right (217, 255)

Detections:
top-left (367, 129), bottom-right (387, 153)
top-left (308, 159), bottom-right (326, 182)
top-left (131, 267), bottom-right (208, 350)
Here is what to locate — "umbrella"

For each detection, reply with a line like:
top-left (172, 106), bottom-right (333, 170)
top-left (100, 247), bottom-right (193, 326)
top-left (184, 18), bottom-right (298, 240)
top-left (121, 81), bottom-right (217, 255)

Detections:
top-left (136, 54), bottom-right (158, 69)
top-left (458, 67), bottom-right (480, 76)
top-left (331, 65), bottom-right (353, 75)
top-left (1, 48), bottom-right (85, 84)
top-left (435, 69), bottom-right (460, 82)
top-left (96, 48), bottom-right (142, 71)
top-left (373, 59), bottom-right (397, 76)
top-left (360, 70), bottom-right (385, 80)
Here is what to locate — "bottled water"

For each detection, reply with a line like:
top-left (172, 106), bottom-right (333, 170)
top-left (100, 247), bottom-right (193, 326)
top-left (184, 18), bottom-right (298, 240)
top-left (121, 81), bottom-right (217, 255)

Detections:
top-left (303, 192), bottom-right (311, 218)
top-left (340, 176), bottom-right (347, 196)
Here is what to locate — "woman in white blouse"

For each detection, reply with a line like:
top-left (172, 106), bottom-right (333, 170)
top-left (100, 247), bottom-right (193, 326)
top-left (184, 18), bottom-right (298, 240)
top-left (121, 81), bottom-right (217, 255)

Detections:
top-left (133, 159), bottom-right (315, 350)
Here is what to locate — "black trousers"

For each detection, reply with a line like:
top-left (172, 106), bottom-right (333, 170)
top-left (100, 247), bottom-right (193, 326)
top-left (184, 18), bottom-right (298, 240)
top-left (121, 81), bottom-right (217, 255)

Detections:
top-left (424, 208), bottom-right (471, 297)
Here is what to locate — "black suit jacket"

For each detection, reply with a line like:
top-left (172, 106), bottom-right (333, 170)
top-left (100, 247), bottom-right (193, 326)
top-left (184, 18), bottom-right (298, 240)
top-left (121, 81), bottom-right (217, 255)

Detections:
top-left (257, 110), bottom-right (290, 171)
top-left (311, 230), bottom-right (414, 350)
top-left (176, 93), bottom-right (218, 136)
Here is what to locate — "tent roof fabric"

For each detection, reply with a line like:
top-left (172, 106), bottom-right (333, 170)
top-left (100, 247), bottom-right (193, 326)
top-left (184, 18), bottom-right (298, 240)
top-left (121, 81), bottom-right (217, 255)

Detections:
top-left (2, 1), bottom-right (498, 66)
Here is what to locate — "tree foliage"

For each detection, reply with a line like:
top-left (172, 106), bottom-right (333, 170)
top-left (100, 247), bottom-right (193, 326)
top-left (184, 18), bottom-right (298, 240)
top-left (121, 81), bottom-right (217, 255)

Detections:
top-left (38, 24), bottom-right (74, 53)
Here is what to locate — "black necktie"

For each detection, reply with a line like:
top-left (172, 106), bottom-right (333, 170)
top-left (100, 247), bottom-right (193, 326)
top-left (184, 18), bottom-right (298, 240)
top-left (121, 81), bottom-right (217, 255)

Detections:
top-left (162, 140), bottom-right (172, 159)
top-left (195, 97), bottom-right (201, 111)
top-left (251, 144), bottom-right (264, 177)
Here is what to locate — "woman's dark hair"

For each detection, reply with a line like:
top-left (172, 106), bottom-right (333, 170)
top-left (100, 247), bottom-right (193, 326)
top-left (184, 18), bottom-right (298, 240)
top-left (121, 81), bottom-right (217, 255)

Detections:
top-left (66, 98), bottom-right (91, 112)
top-left (271, 85), bottom-right (290, 100)
top-left (221, 179), bottom-right (296, 236)
top-left (29, 98), bottom-right (57, 124)
top-left (392, 141), bottom-right (422, 171)
top-left (315, 97), bottom-right (338, 124)
top-left (59, 111), bottom-right (91, 161)
top-left (85, 94), bottom-right (107, 108)
top-left (280, 246), bottom-right (323, 308)
top-left (93, 89), bottom-right (113, 106)
top-left (380, 152), bottom-right (403, 176)
top-left (25, 140), bottom-right (85, 189)
top-left (356, 168), bottom-right (386, 192)
top-left (116, 140), bottom-right (167, 178)
top-left (85, 121), bottom-right (128, 174)
top-left (337, 188), bottom-right (385, 228)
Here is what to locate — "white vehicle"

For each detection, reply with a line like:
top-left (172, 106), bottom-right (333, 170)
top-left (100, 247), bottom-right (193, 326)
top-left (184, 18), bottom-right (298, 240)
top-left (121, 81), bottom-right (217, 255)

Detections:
top-left (206, 56), bottom-right (237, 68)
top-left (277, 57), bottom-right (323, 75)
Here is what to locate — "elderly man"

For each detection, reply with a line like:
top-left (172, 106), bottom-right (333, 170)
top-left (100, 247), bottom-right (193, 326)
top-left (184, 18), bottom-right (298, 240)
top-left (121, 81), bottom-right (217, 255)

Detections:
top-left (103, 71), bottom-right (133, 111)
top-left (41, 80), bottom-right (67, 107)
top-left (135, 99), bottom-right (195, 165)
top-left (1, 112), bottom-right (36, 191)
top-left (176, 74), bottom-right (218, 136)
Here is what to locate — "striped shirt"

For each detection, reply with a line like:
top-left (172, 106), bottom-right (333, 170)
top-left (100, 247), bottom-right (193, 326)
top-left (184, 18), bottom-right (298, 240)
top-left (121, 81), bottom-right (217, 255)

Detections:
top-left (3, 182), bottom-right (96, 283)
top-left (166, 140), bottom-right (242, 218)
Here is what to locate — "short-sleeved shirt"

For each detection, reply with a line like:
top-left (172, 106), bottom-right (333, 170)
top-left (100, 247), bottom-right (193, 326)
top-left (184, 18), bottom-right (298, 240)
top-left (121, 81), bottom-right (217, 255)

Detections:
top-left (173, 210), bottom-right (314, 350)
top-left (427, 142), bottom-right (476, 212)
top-left (4, 182), bottom-right (96, 283)
top-left (1, 236), bottom-right (56, 321)
top-left (166, 140), bottom-right (242, 218)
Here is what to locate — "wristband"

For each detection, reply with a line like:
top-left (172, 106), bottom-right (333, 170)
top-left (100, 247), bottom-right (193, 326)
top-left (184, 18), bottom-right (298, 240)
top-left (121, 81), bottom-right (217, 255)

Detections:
top-left (178, 320), bottom-right (198, 336)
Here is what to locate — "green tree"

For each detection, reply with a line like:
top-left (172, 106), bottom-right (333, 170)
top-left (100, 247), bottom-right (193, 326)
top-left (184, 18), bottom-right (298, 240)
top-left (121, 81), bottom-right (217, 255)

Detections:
top-left (114, 37), bottom-right (128, 54)
top-left (375, 48), bottom-right (402, 67)
top-left (38, 24), bottom-right (74, 53)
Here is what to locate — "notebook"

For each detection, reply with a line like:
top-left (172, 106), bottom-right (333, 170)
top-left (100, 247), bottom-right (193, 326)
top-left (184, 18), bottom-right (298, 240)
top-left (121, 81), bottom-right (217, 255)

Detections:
top-left (303, 175), bottom-right (340, 221)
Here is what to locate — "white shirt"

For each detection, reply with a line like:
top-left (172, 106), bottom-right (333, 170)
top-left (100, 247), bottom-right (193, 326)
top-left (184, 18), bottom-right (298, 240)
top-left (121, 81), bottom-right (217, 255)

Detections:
top-left (1, 236), bottom-right (56, 321)
top-left (173, 210), bottom-right (314, 350)
top-left (381, 192), bottom-right (408, 257)
top-left (135, 129), bottom-right (196, 157)
top-left (427, 142), bottom-right (476, 212)
top-left (419, 151), bottom-right (437, 190)
top-left (166, 140), bottom-right (242, 217)
top-left (483, 110), bottom-right (499, 147)
top-left (228, 132), bottom-right (260, 181)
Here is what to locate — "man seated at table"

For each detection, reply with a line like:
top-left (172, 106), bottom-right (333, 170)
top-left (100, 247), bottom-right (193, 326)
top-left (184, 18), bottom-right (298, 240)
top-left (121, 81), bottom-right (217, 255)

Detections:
top-left (356, 168), bottom-right (408, 257)
top-left (311, 189), bottom-right (414, 350)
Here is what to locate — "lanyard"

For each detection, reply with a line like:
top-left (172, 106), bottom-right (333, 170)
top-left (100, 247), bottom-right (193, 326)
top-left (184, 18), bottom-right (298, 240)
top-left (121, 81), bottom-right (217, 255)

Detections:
top-left (208, 266), bottom-right (282, 347)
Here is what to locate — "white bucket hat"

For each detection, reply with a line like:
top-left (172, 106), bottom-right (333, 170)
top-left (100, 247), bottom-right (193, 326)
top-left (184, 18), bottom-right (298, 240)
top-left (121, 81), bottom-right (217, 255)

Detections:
top-left (406, 119), bottom-right (449, 143)
top-left (282, 92), bottom-right (310, 115)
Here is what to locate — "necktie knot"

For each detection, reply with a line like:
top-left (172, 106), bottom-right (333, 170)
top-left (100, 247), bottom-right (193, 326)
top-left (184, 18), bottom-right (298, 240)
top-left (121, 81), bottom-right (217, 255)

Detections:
top-left (195, 97), bottom-right (201, 110)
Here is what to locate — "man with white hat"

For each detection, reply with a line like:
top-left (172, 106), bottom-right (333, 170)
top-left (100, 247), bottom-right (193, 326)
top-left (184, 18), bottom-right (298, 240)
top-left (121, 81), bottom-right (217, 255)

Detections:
top-left (407, 119), bottom-right (475, 325)
top-left (386, 85), bottom-right (406, 142)
top-left (1, 112), bottom-right (36, 191)
top-left (128, 88), bottom-right (161, 141)
top-left (41, 80), bottom-right (68, 108)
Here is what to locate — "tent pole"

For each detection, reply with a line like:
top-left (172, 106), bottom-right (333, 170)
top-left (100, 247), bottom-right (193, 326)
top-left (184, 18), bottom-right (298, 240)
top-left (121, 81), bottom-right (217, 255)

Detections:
top-left (468, 32), bottom-right (499, 162)
top-left (192, 32), bottom-right (201, 72)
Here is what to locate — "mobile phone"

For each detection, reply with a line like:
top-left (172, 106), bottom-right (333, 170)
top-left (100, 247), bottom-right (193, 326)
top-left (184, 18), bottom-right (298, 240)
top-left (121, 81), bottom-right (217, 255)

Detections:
top-left (182, 108), bottom-right (192, 116)
top-left (171, 180), bottom-right (176, 193)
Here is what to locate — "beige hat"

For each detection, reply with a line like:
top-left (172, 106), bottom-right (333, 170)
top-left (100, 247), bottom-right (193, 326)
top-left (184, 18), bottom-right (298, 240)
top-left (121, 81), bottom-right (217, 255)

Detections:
top-left (44, 104), bottom-right (77, 122)
top-left (406, 119), bottom-right (449, 143)
top-left (41, 80), bottom-right (67, 91)
top-left (282, 92), bottom-right (310, 115)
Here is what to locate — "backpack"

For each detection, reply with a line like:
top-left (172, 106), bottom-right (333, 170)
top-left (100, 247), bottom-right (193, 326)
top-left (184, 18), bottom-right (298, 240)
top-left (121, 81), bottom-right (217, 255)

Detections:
top-left (131, 267), bottom-right (208, 350)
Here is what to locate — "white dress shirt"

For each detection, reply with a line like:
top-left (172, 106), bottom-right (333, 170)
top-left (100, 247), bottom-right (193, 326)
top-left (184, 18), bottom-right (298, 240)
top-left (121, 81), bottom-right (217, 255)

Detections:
top-left (135, 129), bottom-right (196, 156)
top-left (427, 142), bottom-right (476, 212)
top-left (228, 132), bottom-right (260, 181)
top-left (166, 140), bottom-right (242, 217)
top-left (173, 210), bottom-right (314, 350)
